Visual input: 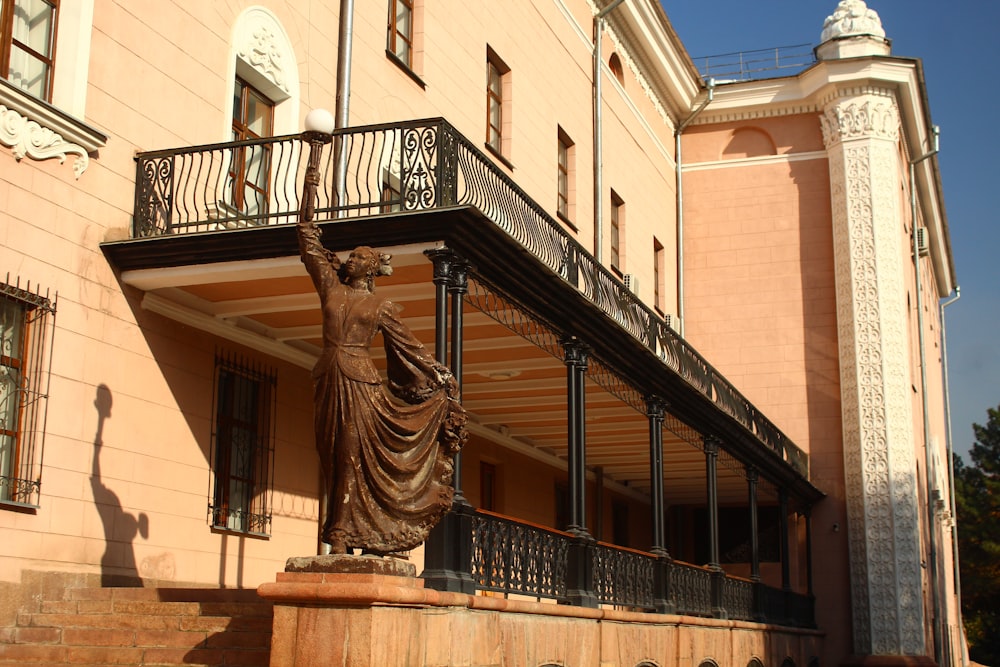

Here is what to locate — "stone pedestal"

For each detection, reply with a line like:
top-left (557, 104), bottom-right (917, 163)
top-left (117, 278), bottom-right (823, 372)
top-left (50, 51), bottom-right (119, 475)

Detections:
top-left (257, 555), bottom-right (468, 667)
top-left (257, 555), bottom-right (824, 667)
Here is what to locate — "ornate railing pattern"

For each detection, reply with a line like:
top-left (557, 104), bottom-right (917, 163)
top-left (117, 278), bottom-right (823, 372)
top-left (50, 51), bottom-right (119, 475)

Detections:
top-left (761, 585), bottom-right (788, 625)
top-left (461, 511), bottom-right (813, 627)
top-left (592, 542), bottom-right (656, 611)
top-left (132, 119), bottom-right (807, 476)
top-left (470, 511), bottom-right (568, 600)
top-left (721, 576), bottom-right (755, 621)
top-left (672, 561), bottom-right (713, 617)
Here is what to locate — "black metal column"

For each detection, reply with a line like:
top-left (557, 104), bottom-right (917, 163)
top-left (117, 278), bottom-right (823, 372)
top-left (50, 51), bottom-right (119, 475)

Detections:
top-left (804, 504), bottom-right (816, 627)
top-left (704, 435), bottom-right (726, 618)
top-left (564, 336), bottom-right (590, 537)
top-left (779, 488), bottom-right (791, 624)
top-left (779, 488), bottom-right (791, 592)
top-left (448, 258), bottom-right (470, 501)
top-left (647, 396), bottom-right (673, 613)
top-left (421, 247), bottom-right (475, 594)
top-left (646, 397), bottom-right (668, 556)
top-left (804, 505), bottom-right (814, 597)
top-left (563, 335), bottom-right (596, 607)
top-left (747, 464), bottom-right (764, 621)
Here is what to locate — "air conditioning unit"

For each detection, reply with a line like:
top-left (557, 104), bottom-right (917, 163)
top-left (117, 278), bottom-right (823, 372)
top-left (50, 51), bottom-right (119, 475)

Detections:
top-left (623, 273), bottom-right (639, 294)
top-left (915, 227), bottom-right (930, 256)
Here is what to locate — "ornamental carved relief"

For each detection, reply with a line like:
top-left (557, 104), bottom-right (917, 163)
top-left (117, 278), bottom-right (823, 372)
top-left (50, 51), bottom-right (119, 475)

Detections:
top-left (826, 92), bottom-right (924, 655)
top-left (238, 25), bottom-right (288, 93)
top-left (820, 97), bottom-right (899, 147)
top-left (0, 105), bottom-right (90, 177)
top-left (234, 8), bottom-right (293, 98)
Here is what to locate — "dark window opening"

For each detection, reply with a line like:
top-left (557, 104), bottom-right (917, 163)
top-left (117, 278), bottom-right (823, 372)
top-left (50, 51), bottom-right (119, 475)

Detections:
top-left (209, 352), bottom-right (276, 536)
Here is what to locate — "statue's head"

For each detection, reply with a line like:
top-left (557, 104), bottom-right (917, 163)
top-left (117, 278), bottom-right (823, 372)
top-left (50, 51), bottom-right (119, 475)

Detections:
top-left (338, 246), bottom-right (392, 290)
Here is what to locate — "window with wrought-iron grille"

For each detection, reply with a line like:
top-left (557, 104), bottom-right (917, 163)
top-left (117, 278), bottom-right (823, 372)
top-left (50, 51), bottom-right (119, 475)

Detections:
top-left (229, 77), bottom-right (274, 217)
top-left (1, 0), bottom-right (58, 102)
top-left (610, 190), bottom-right (623, 272)
top-left (209, 353), bottom-right (276, 536)
top-left (387, 0), bottom-right (413, 69)
top-left (486, 48), bottom-right (509, 157)
top-left (0, 281), bottom-right (55, 508)
top-left (557, 128), bottom-right (574, 223)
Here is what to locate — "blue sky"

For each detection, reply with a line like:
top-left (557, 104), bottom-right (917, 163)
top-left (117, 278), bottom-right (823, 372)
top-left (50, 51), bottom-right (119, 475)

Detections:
top-left (663, 1), bottom-right (1000, 460)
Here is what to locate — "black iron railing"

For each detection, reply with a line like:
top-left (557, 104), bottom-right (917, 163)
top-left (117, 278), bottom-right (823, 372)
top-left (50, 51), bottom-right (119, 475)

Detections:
top-left (456, 510), bottom-right (813, 626)
top-left (470, 511), bottom-right (568, 600)
top-left (132, 119), bottom-right (807, 476)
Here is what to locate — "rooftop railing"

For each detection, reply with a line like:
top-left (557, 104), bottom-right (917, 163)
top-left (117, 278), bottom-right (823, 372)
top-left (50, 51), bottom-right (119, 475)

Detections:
top-left (133, 118), bottom-right (808, 476)
top-left (693, 44), bottom-right (816, 83)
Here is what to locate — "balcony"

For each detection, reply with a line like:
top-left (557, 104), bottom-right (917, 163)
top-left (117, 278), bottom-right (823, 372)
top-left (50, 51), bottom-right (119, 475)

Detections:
top-left (125, 118), bottom-right (808, 480)
top-left (104, 118), bottom-right (822, 628)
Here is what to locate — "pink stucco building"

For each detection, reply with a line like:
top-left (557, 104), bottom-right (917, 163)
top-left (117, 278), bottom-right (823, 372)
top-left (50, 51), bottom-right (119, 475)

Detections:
top-left (0, 1), bottom-right (961, 665)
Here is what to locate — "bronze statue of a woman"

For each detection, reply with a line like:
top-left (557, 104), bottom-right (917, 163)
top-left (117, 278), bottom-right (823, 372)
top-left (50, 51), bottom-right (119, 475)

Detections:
top-left (297, 140), bottom-right (466, 555)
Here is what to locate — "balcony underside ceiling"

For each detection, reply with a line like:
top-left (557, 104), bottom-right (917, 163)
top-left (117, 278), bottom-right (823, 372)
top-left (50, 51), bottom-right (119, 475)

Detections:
top-left (103, 207), bottom-right (821, 508)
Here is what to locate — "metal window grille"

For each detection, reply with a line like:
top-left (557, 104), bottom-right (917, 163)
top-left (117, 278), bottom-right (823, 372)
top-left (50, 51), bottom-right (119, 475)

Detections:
top-left (0, 278), bottom-right (56, 508)
top-left (208, 351), bottom-right (276, 536)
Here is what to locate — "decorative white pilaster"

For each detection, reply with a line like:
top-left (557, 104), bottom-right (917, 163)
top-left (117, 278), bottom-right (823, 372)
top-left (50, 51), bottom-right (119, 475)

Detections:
top-left (821, 88), bottom-right (925, 656)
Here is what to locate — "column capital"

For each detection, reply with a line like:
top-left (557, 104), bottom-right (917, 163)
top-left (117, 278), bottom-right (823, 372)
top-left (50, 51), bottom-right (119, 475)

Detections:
top-left (424, 247), bottom-right (466, 287)
top-left (820, 87), bottom-right (900, 148)
top-left (703, 435), bottom-right (721, 456)
top-left (644, 395), bottom-right (668, 419)
top-left (745, 464), bottom-right (759, 483)
top-left (561, 335), bottom-right (590, 367)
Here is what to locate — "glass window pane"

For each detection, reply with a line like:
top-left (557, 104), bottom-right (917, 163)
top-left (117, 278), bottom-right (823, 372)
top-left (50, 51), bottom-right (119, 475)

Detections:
top-left (246, 90), bottom-right (272, 137)
top-left (489, 66), bottom-right (501, 96)
top-left (489, 101), bottom-right (500, 130)
top-left (0, 367), bottom-right (21, 434)
top-left (12, 0), bottom-right (55, 57)
top-left (7, 45), bottom-right (48, 98)
top-left (233, 80), bottom-right (244, 122)
top-left (396, 2), bottom-right (411, 40)
top-left (1, 300), bottom-right (24, 360)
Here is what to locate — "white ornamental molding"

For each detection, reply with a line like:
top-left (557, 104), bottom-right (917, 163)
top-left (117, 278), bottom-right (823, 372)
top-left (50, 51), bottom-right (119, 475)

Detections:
top-left (238, 24), bottom-right (288, 94)
top-left (0, 104), bottom-right (89, 177)
top-left (233, 7), bottom-right (294, 96)
top-left (821, 0), bottom-right (886, 42)
top-left (829, 129), bottom-right (925, 654)
top-left (820, 97), bottom-right (899, 147)
top-left (584, 0), bottom-right (670, 126)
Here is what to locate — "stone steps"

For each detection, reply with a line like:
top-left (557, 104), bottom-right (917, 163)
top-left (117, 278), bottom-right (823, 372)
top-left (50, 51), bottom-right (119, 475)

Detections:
top-left (0, 586), bottom-right (273, 666)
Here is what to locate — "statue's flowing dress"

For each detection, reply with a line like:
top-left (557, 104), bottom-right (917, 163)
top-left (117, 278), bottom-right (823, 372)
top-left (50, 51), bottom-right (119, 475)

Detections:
top-left (298, 221), bottom-right (465, 554)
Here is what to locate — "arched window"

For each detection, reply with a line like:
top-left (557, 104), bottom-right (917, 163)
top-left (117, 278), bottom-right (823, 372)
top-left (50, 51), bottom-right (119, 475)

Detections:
top-left (748, 658), bottom-right (765, 667)
top-left (609, 52), bottom-right (624, 85)
top-left (698, 660), bottom-right (720, 667)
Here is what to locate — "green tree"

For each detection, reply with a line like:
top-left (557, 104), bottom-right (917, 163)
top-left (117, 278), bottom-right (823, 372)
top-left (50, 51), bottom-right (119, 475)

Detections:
top-left (955, 405), bottom-right (1000, 666)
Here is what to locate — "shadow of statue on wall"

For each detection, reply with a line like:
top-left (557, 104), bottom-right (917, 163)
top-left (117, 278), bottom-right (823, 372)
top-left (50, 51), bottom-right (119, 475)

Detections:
top-left (91, 384), bottom-right (148, 586)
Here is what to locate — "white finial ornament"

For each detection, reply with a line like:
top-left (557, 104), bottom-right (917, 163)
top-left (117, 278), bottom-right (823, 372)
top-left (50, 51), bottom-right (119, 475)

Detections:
top-left (821, 0), bottom-right (886, 42)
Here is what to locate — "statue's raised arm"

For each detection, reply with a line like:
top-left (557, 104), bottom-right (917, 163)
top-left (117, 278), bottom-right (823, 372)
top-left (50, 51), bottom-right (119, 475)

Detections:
top-left (297, 142), bottom-right (339, 293)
